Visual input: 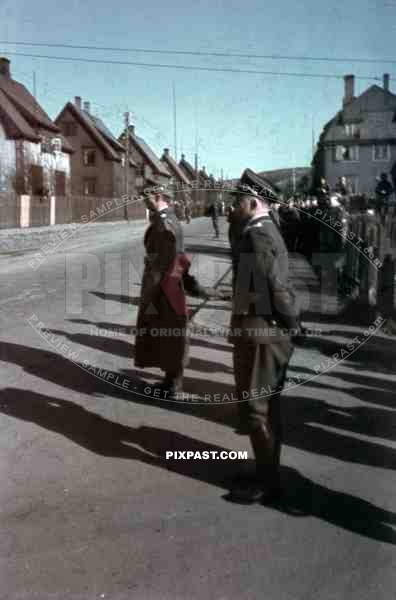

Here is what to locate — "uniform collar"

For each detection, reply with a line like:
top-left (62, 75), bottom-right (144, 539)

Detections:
top-left (247, 212), bottom-right (271, 226)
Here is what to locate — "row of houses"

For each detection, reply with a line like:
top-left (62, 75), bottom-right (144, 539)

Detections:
top-left (0, 57), bottom-right (221, 229)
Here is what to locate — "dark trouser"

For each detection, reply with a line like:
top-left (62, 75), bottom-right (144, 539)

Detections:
top-left (233, 338), bottom-right (292, 487)
top-left (212, 216), bottom-right (219, 237)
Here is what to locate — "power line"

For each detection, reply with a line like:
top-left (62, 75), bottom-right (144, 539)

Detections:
top-left (1, 39), bottom-right (396, 65)
top-left (1, 51), bottom-right (382, 80)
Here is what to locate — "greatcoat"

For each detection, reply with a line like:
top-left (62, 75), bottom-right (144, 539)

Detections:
top-left (134, 207), bottom-right (205, 374)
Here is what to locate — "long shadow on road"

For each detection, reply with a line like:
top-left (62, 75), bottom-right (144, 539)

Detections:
top-left (0, 386), bottom-right (395, 545)
top-left (2, 341), bottom-right (396, 471)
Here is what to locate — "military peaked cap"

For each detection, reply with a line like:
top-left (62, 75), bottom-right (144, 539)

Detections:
top-left (231, 168), bottom-right (278, 203)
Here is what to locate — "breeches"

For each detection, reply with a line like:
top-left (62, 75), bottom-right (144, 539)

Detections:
top-left (233, 338), bottom-right (292, 433)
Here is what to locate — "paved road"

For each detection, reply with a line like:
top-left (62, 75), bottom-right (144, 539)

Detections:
top-left (0, 216), bottom-right (395, 600)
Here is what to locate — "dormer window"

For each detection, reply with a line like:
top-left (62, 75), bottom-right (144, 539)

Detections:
top-left (345, 123), bottom-right (359, 138)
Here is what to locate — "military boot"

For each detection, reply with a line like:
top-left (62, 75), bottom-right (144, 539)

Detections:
top-left (249, 424), bottom-right (282, 503)
top-left (161, 371), bottom-right (183, 399)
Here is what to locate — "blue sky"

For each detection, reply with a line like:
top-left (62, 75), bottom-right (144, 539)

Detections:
top-left (1, 0), bottom-right (395, 178)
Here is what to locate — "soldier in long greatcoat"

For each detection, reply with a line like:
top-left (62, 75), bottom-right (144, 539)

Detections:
top-left (134, 186), bottom-right (213, 397)
top-left (228, 171), bottom-right (302, 503)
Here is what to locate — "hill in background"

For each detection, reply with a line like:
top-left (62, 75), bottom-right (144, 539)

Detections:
top-left (258, 167), bottom-right (311, 195)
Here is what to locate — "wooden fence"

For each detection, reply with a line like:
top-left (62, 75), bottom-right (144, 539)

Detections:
top-left (341, 205), bottom-right (396, 319)
top-left (0, 194), bottom-right (148, 229)
top-left (0, 191), bottom-right (18, 229)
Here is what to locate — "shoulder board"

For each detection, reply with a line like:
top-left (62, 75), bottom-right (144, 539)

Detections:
top-left (244, 216), bottom-right (272, 233)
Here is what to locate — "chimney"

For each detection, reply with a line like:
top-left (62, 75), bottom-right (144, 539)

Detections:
top-left (383, 73), bottom-right (390, 91)
top-left (181, 153), bottom-right (185, 160)
top-left (129, 124), bottom-right (135, 135)
top-left (75, 96), bottom-right (82, 109)
top-left (343, 74), bottom-right (355, 106)
top-left (0, 57), bottom-right (11, 78)
top-left (83, 101), bottom-right (90, 113)
top-left (163, 148), bottom-right (170, 156)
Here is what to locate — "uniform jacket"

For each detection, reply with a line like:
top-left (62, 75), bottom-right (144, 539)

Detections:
top-left (230, 214), bottom-right (299, 343)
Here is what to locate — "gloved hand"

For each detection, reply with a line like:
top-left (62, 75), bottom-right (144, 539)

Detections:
top-left (204, 287), bottom-right (233, 300)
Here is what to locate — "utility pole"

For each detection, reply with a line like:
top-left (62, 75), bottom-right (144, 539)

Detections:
top-left (124, 111), bottom-right (130, 221)
top-left (172, 82), bottom-right (177, 159)
top-left (312, 115), bottom-right (315, 160)
top-left (194, 152), bottom-right (199, 213)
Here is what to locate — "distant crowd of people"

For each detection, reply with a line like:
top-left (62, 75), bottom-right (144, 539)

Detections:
top-left (226, 173), bottom-right (396, 261)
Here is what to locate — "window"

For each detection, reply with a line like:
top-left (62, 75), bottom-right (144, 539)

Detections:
top-left (344, 123), bottom-right (360, 138)
top-left (83, 178), bottom-right (97, 195)
top-left (63, 121), bottom-right (77, 136)
top-left (82, 147), bottom-right (96, 166)
top-left (30, 165), bottom-right (44, 195)
top-left (40, 136), bottom-right (51, 153)
top-left (55, 171), bottom-right (66, 196)
top-left (373, 144), bottom-right (390, 161)
top-left (334, 145), bottom-right (359, 162)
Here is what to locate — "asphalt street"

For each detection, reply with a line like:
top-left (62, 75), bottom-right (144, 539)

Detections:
top-left (0, 216), bottom-right (395, 600)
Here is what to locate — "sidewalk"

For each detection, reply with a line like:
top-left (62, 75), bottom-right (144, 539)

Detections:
top-left (0, 218), bottom-right (148, 254)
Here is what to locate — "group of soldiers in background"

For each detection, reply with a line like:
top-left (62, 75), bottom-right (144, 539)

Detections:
top-left (257, 173), bottom-right (395, 266)
top-left (275, 179), bottom-right (347, 261)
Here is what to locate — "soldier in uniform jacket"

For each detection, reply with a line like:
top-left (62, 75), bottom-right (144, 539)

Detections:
top-left (135, 187), bottom-right (213, 397)
top-left (228, 174), bottom-right (302, 503)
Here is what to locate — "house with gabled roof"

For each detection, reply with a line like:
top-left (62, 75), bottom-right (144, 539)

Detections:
top-left (313, 73), bottom-right (396, 194)
top-left (160, 148), bottom-right (192, 218)
top-left (0, 57), bottom-right (73, 227)
top-left (179, 154), bottom-right (196, 182)
top-left (55, 97), bottom-right (137, 206)
top-left (178, 154), bottom-right (212, 215)
top-left (119, 125), bottom-right (171, 195)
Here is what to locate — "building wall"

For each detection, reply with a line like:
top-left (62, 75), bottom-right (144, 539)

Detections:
top-left (0, 120), bottom-right (18, 227)
top-left (57, 109), bottom-right (114, 197)
top-left (23, 136), bottom-right (70, 196)
top-left (0, 120), bottom-right (16, 193)
top-left (324, 142), bottom-right (396, 194)
top-left (129, 144), bottom-right (157, 191)
top-left (320, 85), bottom-right (396, 194)
top-left (113, 160), bottom-right (136, 199)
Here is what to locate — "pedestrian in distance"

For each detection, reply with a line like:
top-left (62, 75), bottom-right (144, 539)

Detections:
top-left (375, 172), bottom-right (394, 220)
top-left (206, 202), bottom-right (220, 238)
top-left (316, 176), bottom-right (331, 206)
